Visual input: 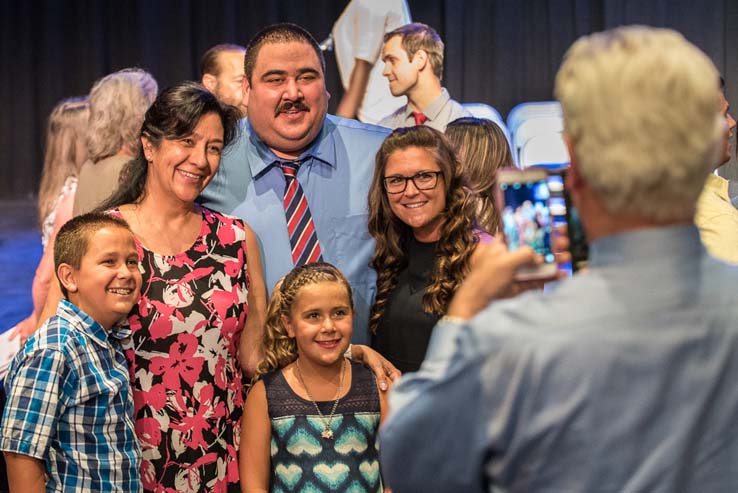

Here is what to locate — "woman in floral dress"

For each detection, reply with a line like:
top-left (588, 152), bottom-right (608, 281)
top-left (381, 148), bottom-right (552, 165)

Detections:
top-left (101, 81), bottom-right (267, 493)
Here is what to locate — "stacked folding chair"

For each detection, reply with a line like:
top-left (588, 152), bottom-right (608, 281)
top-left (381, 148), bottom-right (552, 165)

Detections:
top-left (507, 101), bottom-right (569, 169)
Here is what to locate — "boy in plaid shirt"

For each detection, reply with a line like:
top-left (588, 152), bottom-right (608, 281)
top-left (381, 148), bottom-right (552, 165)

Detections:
top-left (1, 213), bottom-right (142, 492)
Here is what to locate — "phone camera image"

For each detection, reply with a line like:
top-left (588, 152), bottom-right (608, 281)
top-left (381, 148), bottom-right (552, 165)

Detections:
top-left (500, 179), bottom-right (554, 264)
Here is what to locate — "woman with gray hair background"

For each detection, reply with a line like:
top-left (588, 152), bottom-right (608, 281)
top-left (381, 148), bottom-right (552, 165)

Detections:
top-left (74, 67), bottom-right (158, 215)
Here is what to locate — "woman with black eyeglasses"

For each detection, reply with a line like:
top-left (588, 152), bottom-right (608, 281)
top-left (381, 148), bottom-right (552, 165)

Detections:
top-left (367, 125), bottom-right (492, 373)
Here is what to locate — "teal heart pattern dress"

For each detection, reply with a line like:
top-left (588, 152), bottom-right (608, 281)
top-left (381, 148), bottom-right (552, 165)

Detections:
top-left (263, 361), bottom-right (382, 493)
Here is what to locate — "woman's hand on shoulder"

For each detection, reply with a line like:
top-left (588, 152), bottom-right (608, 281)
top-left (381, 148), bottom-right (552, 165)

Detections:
top-left (349, 345), bottom-right (401, 392)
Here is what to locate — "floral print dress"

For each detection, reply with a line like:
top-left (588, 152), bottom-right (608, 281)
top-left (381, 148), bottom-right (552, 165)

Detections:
top-left (113, 206), bottom-right (249, 493)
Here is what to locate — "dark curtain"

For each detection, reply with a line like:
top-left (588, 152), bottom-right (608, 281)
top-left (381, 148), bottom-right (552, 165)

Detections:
top-left (1, 0), bottom-right (736, 199)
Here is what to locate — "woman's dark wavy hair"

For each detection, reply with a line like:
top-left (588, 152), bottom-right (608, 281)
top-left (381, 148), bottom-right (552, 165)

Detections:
top-left (99, 81), bottom-right (241, 209)
top-left (367, 126), bottom-right (478, 333)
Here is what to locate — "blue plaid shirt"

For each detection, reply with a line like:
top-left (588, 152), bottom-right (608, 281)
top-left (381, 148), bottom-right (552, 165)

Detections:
top-left (0, 300), bottom-right (141, 492)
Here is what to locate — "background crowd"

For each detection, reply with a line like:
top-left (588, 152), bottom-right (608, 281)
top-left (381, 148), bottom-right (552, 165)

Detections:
top-left (1, 0), bottom-right (736, 201)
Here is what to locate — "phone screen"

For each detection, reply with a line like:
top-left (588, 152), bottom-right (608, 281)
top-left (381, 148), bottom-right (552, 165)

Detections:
top-left (500, 177), bottom-right (555, 265)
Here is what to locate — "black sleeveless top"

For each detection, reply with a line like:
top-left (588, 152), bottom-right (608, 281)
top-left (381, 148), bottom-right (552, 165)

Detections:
top-left (371, 237), bottom-right (440, 373)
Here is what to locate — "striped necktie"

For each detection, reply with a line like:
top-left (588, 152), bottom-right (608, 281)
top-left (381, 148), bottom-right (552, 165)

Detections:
top-left (280, 160), bottom-right (323, 266)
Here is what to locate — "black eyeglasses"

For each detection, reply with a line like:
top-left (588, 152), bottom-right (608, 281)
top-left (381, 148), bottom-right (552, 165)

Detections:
top-left (383, 171), bottom-right (443, 194)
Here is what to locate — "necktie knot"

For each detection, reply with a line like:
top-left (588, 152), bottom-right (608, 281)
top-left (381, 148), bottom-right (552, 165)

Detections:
top-left (280, 161), bottom-right (300, 178)
top-left (412, 112), bottom-right (428, 126)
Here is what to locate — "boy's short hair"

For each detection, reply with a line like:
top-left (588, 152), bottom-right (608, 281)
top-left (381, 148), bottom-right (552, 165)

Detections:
top-left (54, 212), bottom-right (133, 296)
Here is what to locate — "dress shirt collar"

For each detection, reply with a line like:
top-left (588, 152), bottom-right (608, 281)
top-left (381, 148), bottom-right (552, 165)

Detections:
top-left (704, 172), bottom-right (729, 197)
top-left (58, 299), bottom-right (131, 346)
top-left (402, 88), bottom-right (452, 124)
top-left (422, 88), bottom-right (452, 122)
top-left (727, 178), bottom-right (738, 207)
top-left (244, 118), bottom-right (338, 179)
top-left (588, 223), bottom-right (702, 269)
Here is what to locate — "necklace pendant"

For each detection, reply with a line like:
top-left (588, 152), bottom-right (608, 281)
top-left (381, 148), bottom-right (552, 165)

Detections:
top-left (321, 429), bottom-right (334, 439)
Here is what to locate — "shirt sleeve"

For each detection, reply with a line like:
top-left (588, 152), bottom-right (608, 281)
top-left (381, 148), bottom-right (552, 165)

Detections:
top-left (380, 318), bottom-right (530, 492)
top-left (353, 0), bottom-right (390, 63)
top-left (0, 347), bottom-right (76, 459)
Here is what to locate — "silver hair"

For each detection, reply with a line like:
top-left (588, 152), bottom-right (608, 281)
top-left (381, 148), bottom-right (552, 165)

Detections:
top-left (555, 25), bottom-right (723, 221)
top-left (87, 68), bottom-right (158, 162)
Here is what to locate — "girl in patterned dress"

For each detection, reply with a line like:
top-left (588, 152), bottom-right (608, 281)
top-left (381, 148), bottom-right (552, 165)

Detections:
top-left (240, 262), bottom-right (389, 493)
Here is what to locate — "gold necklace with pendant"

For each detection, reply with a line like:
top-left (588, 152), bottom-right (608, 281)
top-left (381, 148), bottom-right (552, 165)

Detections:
top-left (294, 358), bottom-right (347, 440)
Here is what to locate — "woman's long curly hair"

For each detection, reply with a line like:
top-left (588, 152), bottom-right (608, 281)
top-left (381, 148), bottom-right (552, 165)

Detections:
top-left (253, 262), bottom-right (354, 382)
top-left (367, 126), bottom-right (478, 333)
top-left (446, 117), bottom-right (513, 234)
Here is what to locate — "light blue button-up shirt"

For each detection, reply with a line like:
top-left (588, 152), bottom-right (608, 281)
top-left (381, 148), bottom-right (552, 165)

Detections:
top-left (381, 225), bottom-right (738, 492)
top-left (201, 115), bottom-right (390, 344)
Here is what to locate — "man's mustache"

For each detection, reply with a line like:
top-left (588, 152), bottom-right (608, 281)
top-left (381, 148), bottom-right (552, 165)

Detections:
top-left (276, 100), bottom-right (310, 115)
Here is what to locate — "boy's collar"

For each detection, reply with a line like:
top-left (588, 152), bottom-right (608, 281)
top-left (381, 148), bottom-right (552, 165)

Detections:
top-left (58, 299), bottom-right (131, 345)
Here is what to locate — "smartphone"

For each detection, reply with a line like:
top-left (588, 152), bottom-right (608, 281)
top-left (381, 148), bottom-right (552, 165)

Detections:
top-left (497, 168), bottom-right (558, 280)
top-left (547, 168), bottom-right (589, 272)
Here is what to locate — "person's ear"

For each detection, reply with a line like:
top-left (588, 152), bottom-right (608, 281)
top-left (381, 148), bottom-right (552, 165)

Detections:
top-left (412, 49), bottom-right (429, 72)
top-left (282, 314), bottom-right (296, 338)
top-left (202, 73), bottom-right (217, 93)
top-left (563, 133), bottom-right (583, 192)
top-left (242, 77), bottom-right (251, 108)
top-left (57, 263), bottom-right (78, 294)
top-left (141, 136), bottom-right (155, 162)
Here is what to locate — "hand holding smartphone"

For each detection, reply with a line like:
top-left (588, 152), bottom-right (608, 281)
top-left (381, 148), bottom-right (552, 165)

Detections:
top-left (496, 168), bottom-right (559, 280)
top-left (548, 168), bottom-right (589, 272)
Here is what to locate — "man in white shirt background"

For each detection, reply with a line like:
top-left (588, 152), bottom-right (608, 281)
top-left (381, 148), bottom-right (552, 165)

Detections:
top-left (331, 0), bottom-right (411, 124)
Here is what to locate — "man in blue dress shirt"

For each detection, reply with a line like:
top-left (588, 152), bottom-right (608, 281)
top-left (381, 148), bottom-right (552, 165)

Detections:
top-left (200, 23), bottom-right (390, 345)
top-left (380, 26), bottom-right (738, 492)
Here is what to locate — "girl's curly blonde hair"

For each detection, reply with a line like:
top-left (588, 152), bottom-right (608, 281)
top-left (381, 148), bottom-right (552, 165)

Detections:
top-left (253, 262), bottom-right (354, 382)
